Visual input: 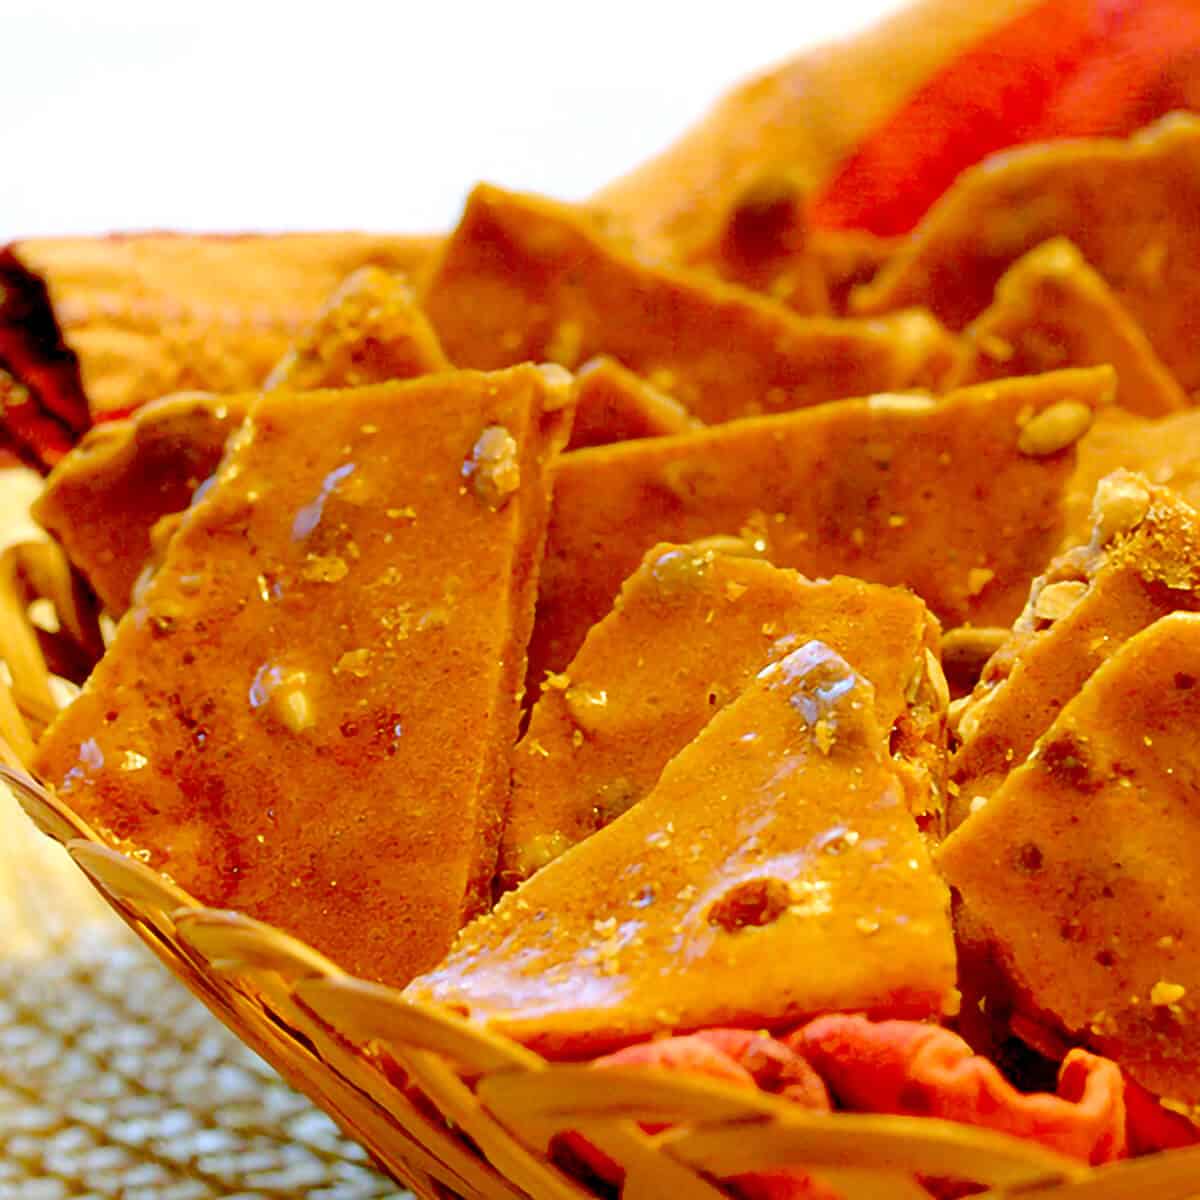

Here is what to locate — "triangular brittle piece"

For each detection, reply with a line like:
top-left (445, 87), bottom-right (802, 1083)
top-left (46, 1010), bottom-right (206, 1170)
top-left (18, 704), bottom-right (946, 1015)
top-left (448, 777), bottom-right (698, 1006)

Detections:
top-left (263, 266), bottom-right (447, 391)
top-left (503, 543), bottom-right (945, 887)
top-left (950, 474), bottom-right (1200, 828)
top-left (35, 269), bottom-right (448, 615)
top-left (854, 114), bottom-right (1200, 390)
top-left (422, 184), bottom-right (962, 424)
top-left (533, 366), bottom-right (1113, 683)
top-left (34, 392), bottom-right (251, 614)
top-left (35, 366), bottom-right (573, 986)
top-left (959, 239), bottom-right (1187, 418)
top-left (410, 642), bottom-right (956, 1056)
top-left (940, 612), bottom-right (1200, 1107)
top-left (566, 357), bottom-right (699, 451)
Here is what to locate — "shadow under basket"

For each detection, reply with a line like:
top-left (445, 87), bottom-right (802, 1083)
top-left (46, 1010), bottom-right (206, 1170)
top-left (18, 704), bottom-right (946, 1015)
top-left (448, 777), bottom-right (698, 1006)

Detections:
top-left (3, 632), bottom-right (1200, 1198)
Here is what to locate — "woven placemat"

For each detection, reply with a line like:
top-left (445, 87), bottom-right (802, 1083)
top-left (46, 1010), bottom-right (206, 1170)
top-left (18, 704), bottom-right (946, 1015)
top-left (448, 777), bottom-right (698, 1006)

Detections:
top-left (0, 786), bottom-right (412, 1199)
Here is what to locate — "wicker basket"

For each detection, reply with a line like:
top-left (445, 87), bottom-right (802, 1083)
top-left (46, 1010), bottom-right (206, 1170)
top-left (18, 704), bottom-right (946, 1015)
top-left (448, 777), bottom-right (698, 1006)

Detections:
top-left (2, 474), bottom-right (1200, 1200)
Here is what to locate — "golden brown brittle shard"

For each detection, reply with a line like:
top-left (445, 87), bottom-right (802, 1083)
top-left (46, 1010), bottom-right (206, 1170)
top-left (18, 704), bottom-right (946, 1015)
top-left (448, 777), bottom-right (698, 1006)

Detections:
top-left (854, 114), bottom-right (1200, 391)
top-left (950, 474), bottom-right (1200, 828)
top-left (941, 611), bottom-right (1200, 1107)
top-left (35, 269), bottom-right (449, 615)
top-left (35, 366), bottom-right (572, 987)
top-left (411, 642), bottom-right (956, 1056)
top-left (503, 544), bottom-right (945, 887)
top-left (424, 184), bottom-right (963, 424)
top-left (959, 238), bottom-right (1187, 418)
top-left (263, 266), bottom-right (447, 391)
top-left (566, 357), bottom-right (699, 451)
top-left (34, 393), bottom-right (250, 614)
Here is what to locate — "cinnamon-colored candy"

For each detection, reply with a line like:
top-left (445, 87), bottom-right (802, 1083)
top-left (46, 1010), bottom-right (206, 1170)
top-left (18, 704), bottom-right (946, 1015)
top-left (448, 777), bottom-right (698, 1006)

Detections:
top-left (503, 544), bottom-right (944, 886)
top-left (533, 367), bottom-right (1113, 684)
top-left (9, 232), bottom-right (437, 420)
top-left (423, 184), bottom-right (962, 424)
top-left (566, 358), bottom-right (698, 452)
top-left (410, 642), bottom-right (956, 1056)
top-left (263, 267), bottom-right (447, 391)
top-left (855, 115), bottom-right (1200, 391)
top-left (959, 239), bottom-right (1187, 418)
top-left (1067, 409), bottom-right (1200, 543)
top-left (940, 611), bottom-right (1200, 1108)
top-left (34, 392), bottom-right (250, 614)
top-left (35, 366), bottom-right (572, 986)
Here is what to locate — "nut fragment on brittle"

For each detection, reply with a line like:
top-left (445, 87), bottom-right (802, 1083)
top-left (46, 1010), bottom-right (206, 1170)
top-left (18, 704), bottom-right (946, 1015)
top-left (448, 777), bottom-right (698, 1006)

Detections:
top-left (1065, 408), bottom-right (1200, 545)
top-left (463, 425), bottom-right (521, 510)
top-left (1017, 401), bottom-right (1094, 458)
top-left (1090, 472), bottom-right (1152, 547)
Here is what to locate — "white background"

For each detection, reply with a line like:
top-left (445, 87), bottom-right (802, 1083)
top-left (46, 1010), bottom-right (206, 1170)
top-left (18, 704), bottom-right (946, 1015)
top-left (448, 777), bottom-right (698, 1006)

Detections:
top-left (2, 1), bottom-right (904, 239)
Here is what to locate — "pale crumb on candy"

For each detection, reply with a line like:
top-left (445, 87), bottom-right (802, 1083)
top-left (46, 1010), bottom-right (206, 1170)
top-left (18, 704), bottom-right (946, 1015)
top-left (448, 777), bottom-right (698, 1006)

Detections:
top-left (1034, 579), bottom-right (1087, 622)
top-left (564, 685), bottom-right (609, 732)
top-left (536, 362), bottom-right (575, 409)
top-left (277, 685), bottom-right (315, 734)
top-left (966, 567), bottom-right (995, 597)
top-left (1091, 473), bottom-right (1152, 545)
top-left (867, 392), bottom-right (937, 413)
top-left (333, 649), bottom-right (372, 678)
top-left (514, 831), bottom-right (571, 877)
top-left (1152, 980), bottom-right (1187, 1008)
top-left (977, 332), bottom-right (1014, 363)
top-left (301, 554), bottom-right (349, 583)
top-left (924, 647), bottom-right (951, 712)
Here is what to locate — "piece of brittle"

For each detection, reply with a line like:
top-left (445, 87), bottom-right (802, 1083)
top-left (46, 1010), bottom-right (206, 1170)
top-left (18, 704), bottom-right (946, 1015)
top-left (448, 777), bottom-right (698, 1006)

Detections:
top-left (35, 366), bottom-right (572, 987)
top-left (412, 642), bottom-right (956, 1056)
top-left (503, 543), bottom-right (945, 887)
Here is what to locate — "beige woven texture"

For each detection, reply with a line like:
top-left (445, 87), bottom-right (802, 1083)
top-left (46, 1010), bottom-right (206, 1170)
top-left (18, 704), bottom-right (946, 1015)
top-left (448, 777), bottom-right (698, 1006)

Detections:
top-left (0, 785), bottom-right (410, 1199)
top-left (2, 462), bottom-right (1200, 1199)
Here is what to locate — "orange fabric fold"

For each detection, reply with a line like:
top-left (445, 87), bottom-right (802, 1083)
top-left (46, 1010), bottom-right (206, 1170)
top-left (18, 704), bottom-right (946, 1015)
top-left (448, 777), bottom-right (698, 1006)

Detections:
top-left (564, 1016), bottom-right (1173, 1197)
top-left (793, 1016), bottom-right (1126, 1166)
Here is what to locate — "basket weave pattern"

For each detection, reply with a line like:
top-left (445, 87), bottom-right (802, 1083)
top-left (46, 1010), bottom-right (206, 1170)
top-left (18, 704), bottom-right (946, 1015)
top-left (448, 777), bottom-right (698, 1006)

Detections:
top-left (2, 494), bottom-right (1200, 1200)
